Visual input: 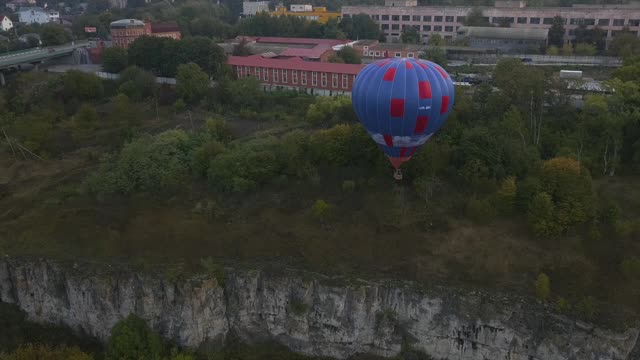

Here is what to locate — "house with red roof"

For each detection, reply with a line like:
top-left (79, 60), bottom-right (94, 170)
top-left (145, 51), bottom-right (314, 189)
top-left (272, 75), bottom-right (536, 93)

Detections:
top-left (228, 54), bottom-right (365, 96)
top-left (223, 36), bottom-right (351, 62)
top-left (0, 15), bottom-right (13, 32)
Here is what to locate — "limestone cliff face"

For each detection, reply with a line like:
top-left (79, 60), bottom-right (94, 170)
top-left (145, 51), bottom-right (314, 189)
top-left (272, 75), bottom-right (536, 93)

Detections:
top-left (0, 257), bottom-right (637, 360)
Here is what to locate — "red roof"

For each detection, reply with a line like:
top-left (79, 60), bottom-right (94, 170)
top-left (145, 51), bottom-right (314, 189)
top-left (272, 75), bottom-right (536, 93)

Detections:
top-left (228, 55), bottom-right (365, 75)
top-left (279, 45), bottom-right (333, 59)
top-left (151, 21), bottom-right (180, 33)
top-left (0, 16), bottom-right (7, 21)
top-left (236, 36), bottom-right (348, 46)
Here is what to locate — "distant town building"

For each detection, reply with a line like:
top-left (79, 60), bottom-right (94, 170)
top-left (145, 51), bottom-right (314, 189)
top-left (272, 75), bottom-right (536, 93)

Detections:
top-left (222, 36), bottom-right (350, 62)
top-left (271, 4), bottom-right (341, 24)
top-left (342, 1), bottom-right (640, 45)
top-left (6, 0), bottom-right (36, 11)
top-left (145, 21), bottom-right (181, 39)
top-left (385, 0), bottom-right (417, 7)
top-left (17, 7), bottom-right (55, 24)
top-left (110, 19), bottom-right (182, 48)
top-left (47, 9), bottom-right (60, 22)
top-left (352, 40), bottom-right (425, 60)
top-left (242, 1), bottom-right (270, 17)
top-left (456, 26), bottom-right (548, 53)
top-left (110, 19), bottom-right (146, 48)
top-left (228, 54), bottom-right (364, 96)
top-left (0, 16), bottom-right (13, 31)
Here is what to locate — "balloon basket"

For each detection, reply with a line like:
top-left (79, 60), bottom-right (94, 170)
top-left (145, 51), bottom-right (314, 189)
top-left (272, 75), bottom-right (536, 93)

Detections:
top-left (393, 169), bottom-right (403, 181)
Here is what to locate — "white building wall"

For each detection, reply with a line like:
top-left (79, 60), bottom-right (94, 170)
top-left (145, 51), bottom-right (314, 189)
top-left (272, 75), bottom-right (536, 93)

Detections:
top-left (342, 4), bottom-right (640, 44)
top-left (1, 17), bottom-right (13, 31)
top-left (242, 1), bottom-right (269, 16)
top-left (18, 9), bottom-right (51, 24)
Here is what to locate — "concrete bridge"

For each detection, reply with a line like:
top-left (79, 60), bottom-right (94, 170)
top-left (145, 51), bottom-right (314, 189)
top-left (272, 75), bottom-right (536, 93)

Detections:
top-left (0, 41), bottom-right (90, 84)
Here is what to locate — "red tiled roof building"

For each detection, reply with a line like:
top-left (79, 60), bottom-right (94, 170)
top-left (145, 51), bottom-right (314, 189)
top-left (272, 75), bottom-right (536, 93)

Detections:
top-left (228, 55), bottom-right (365, 96)
top-left (110, 19), bottom-right (181, 48)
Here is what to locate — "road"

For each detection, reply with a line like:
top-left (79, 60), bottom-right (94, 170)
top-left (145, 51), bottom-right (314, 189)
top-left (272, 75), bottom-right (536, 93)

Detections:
top-left (0, 41), bottom-right (89, 69)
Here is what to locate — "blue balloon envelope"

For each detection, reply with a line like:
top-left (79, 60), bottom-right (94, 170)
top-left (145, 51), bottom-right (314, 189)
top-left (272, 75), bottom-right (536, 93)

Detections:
top-left (351, 57), bottom-right (455, 170)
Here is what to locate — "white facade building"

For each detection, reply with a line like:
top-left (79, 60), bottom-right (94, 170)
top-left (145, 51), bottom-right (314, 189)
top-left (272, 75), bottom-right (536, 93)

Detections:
top-left (242, 1), bottom-right (269, 16)
top-left (290, 4), bottom-right (313, 12)
top-left (18, 7), bottom-right (51, 24)
top-left (0, 16), bottom-right (13, 31)
top-left (47, 10), bottom-right (60, 21)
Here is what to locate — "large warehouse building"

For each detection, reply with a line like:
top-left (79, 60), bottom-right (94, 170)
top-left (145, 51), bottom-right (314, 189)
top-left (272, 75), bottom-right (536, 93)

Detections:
top-left (342, 0), bottom-right (640, 45)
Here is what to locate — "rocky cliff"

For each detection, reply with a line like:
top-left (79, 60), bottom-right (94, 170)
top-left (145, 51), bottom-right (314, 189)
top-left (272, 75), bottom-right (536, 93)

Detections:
top-left (0, 257), bottom-right (637, 360)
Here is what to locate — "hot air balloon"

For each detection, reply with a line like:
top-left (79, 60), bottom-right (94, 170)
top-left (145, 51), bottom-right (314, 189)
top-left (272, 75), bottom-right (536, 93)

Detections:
top-left (351, 57), bottom-right (455, 180)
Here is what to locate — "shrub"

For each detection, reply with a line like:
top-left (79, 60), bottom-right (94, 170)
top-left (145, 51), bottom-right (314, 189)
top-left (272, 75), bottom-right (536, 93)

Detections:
top-left (621, 256), bottom-right (640, 279)
top-left (342, 180), bottom-right (356, 192)
top-left (576, 296), bottom-right (597, 320)
top-left (555, 297), bottom-right (570, 314)
top-left (105, 315), bottom-right (164, 360)
top-left (311, 200), bottom-right (332, 220)
top-left (496, 176), bottom-right (517, 213)
top-left (85, 130), bottom-right (191, 195)
top-left (204, 118), bottom-right (233, 143)
top-left (71, 104), bottom-right (99, 140)
top-left (2, 344), bottom-right (93, 360)
top-left (534, 273), bottom-right (550, 301)
top-left (465, 197), bottom-right (496, 223)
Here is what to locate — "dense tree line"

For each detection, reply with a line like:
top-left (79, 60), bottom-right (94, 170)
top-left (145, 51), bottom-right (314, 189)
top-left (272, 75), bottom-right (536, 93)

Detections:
top-left (125, 36), bottom-right (226, 78)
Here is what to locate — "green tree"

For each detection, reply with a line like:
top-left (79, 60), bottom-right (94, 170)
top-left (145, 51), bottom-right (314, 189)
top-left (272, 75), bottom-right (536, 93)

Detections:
top-left (429, 33), bottom-right (444, 46)
top-left (3, 344), bottom-right (93, 360)
top-left (534, 273), bottom-right (551, 301)
top-left (306, 96), bottom-right (356, 126)
top-left (608, 31), bottom-right (640, 59)
top-left (102, 47), bottom-right (128, 73)
top-left (548, 16), bottom-right (565, 48)
top-left (72, 103), bottom-right (99, 139)
top-left (573, 25), bottom-right (606, 53)
top-left (63, 71), bottom-right (104, 101)
top-left (40, 23), bottom-right (71, 46)
top-left (336, 46), bottom-right (361, 64)
top-left (339, 13), bottom-right (382, 40)
top-left (464, 8), bottom-right (491, 27)
top-left (574, 42), bottom-right (597, 56)
top-left (85, 130), bottom-right (192, 195)
top-left (232, 37), bottom-right (251, 56)
top-left (105, 315), bottom-right (165, 360)
top-left (421, 46), bottom-right (447, 67)
top-left (118, 66), bottom-right (156, 102)
top-left (561, 42), bottom-right (574, 56)
top-left (546, 45), bottom-right (559, 55)
top-left (528, 192), bottom-right (561, 237)
top-left (401, 26), bottom-right (421, 44)
top-left (539, 157), bottom-right (595, 229)
top-left (176, 63), bottom-right (210, 105)
top-left (128, 36), bottom-right (168, 75)
top-left (612, 57), bottom-right (640, 82)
